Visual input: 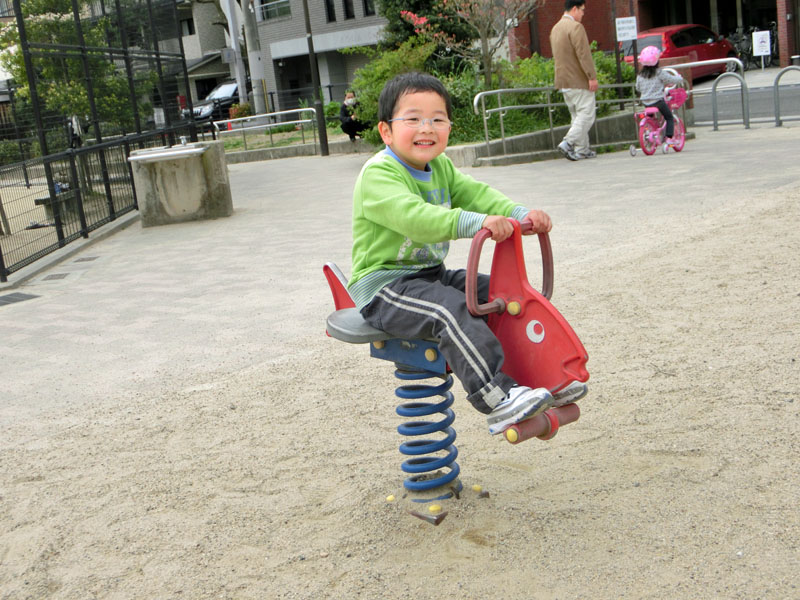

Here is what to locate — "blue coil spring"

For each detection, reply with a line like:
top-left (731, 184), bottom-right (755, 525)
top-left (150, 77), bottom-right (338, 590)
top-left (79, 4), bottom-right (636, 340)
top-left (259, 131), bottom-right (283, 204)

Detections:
top-left (395, 370), bottom-right (460, 492)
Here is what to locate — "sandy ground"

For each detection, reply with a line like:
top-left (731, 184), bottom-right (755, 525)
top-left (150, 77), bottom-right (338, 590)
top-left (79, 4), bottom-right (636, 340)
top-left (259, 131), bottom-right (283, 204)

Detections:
top-left (1, 125), bottom-right (798, 599)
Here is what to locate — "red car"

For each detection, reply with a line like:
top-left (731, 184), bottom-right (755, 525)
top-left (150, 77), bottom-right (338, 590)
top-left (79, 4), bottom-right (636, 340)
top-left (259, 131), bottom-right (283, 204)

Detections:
top-left (621, 24), bottom-right (739, 80)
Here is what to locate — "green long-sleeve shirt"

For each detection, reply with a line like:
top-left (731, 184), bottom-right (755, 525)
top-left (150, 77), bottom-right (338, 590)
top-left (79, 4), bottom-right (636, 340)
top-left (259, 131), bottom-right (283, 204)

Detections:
top-left (348, 147), bottom-right (529, 309)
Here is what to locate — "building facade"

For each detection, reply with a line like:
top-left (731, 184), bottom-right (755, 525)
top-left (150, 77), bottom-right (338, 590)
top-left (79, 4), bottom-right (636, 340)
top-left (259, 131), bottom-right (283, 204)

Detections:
top-left (253, 0), bottom-right (386, 111)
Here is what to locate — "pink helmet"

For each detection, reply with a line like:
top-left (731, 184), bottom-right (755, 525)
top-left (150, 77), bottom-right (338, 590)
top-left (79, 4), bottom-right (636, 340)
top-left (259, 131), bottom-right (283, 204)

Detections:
top-left (639, 45), bottom-right (661, 66)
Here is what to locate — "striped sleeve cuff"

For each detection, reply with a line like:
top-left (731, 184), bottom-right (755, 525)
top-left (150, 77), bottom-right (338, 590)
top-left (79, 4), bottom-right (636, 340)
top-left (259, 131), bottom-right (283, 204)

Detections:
top-left (510, 206), bottom-right (529, 222)
top-left (457, 210), bottom-right (487, 238)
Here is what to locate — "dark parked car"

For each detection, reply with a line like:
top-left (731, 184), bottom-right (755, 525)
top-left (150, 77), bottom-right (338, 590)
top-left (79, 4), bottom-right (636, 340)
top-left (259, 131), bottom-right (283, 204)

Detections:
top-left (622, 24), bottom-right (738, 80)
top-left (183, 81), bottom-right (241, 125)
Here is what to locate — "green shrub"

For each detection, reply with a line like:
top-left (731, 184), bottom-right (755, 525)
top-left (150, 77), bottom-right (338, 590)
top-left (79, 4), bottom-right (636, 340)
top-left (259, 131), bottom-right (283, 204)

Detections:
top-left (347, 39), bottom-right (637, 147)
top-left (229, 103), bottom-right (252, 119)
top-left (0, 140), bottom-right (23, 166)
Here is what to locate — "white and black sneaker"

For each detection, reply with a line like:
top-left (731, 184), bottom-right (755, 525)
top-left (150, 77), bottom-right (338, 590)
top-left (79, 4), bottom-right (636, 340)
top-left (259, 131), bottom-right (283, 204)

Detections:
top-left (551, 381), bottom-right (588, 407)
top-left (487, 386), bottom-right (554, 435)
top-left (557, 139), bottom-right (580, 161)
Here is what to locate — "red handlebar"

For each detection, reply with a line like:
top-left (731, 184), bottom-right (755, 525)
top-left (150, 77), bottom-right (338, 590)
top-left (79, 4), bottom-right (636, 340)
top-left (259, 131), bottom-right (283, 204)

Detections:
top-left (465, 220), bottom-right (554, 317)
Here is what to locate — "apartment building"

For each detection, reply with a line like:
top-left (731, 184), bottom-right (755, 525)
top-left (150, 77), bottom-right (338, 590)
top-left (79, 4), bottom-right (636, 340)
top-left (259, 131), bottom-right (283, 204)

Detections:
top-left (254, 0), bottom-right (386, 111)
top-left (176, 0), bottom-right (235, 103)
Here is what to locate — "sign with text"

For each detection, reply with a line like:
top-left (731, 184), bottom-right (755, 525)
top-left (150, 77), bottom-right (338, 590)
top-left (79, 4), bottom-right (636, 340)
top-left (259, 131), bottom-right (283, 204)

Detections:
top-left (616, 17), bottom-right (638, 42)
top-left (752, 30), bottom-right (771, 56)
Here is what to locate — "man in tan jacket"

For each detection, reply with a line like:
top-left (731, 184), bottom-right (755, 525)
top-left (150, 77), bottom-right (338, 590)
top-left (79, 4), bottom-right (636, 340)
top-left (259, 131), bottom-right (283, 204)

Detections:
top-left (550, 0), bottom-right (598, 160)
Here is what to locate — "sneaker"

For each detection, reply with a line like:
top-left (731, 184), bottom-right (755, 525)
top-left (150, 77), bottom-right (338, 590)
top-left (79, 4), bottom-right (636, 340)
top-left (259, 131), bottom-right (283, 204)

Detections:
top-left (487, 386), bottom-right (554, 435)
top-left (577, 148), bottom-right (597, 159)
top-left (551, 381), bottom-right (588, 407)
top-left (665, 137), bottom-right (676, 146)
top-left (557, 140), bottom-right (580, 161)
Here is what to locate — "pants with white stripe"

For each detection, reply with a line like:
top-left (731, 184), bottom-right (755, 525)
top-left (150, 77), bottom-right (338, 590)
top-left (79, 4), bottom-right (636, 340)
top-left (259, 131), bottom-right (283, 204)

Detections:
top-left (360, 265), bottom-right (516, 414)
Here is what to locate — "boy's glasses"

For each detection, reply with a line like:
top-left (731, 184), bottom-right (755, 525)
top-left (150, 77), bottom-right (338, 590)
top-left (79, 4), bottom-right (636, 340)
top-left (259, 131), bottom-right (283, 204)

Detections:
top-left (388, 117), bottom-right (452, 130)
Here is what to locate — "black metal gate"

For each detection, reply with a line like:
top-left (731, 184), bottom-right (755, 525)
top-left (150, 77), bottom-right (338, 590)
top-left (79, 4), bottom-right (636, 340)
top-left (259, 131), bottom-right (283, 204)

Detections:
top-left (0, 0), bottom-right (197, 282)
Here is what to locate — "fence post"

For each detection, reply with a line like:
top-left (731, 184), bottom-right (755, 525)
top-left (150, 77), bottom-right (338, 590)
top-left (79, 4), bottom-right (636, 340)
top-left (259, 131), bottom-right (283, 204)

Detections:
top-left (68, 150), bottom-right (89, 238)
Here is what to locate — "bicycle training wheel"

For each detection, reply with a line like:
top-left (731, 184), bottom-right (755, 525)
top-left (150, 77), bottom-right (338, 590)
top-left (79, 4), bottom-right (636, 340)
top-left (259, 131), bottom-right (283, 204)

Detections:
top-left (638, 118), bottom-right (659, 156)
top-left (672, 117), bottom-right (686, 152)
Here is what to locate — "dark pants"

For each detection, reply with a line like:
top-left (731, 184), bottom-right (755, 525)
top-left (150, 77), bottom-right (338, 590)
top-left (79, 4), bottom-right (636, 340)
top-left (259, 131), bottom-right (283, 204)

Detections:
top-left (646, 99), bottom-right (675, 138)
top-left (360, 265), bottom-right (517, 414)
top-left (341, 118), bottom-right (368, 140)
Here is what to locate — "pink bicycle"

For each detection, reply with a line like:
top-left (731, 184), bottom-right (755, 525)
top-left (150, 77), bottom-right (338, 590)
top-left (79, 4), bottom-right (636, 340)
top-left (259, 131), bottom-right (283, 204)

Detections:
top-left (630, 87), bottom-right (688, 156)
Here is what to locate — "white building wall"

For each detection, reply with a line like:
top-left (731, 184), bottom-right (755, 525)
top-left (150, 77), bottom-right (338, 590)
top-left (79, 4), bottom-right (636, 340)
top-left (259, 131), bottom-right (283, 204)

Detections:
top-left (256, 0), bottom-right (386, 110)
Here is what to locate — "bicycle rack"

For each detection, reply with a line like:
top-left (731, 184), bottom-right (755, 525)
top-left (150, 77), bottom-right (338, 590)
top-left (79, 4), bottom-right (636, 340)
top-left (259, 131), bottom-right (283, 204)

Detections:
top-left (774, 66), bottom-right (800, 127)
top-left (711, 72), bottom-right (750, 130)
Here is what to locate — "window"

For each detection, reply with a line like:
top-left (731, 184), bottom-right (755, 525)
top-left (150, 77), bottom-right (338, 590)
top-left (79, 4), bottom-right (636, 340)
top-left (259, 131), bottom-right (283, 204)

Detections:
top-left (362, 0), bottom-right (375, 16)
top-left (259, 0), bottom-right (291, 21)
top-left (325, 0), bottom-right (336, 22)
top-left (343, 0), bottom-right (355, 19)
top-left (180, 18), bottom-right (195, 36)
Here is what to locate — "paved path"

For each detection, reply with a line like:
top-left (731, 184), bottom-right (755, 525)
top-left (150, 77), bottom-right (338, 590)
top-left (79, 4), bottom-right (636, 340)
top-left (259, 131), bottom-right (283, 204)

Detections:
top-left (1, 122), bottom-right (798, 425)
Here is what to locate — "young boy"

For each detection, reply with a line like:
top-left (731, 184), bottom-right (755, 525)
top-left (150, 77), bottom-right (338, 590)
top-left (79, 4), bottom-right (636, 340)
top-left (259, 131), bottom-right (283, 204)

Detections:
top-left (348, 72), bottom-right (585, 435)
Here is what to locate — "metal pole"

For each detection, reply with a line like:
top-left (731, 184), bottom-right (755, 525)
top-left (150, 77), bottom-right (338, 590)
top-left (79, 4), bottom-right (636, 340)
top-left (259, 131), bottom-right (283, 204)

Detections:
top-left (300, 0), bottom-right (329, 156)
top-left (224, 0), bottom-right (249, 117)
top-left (242, 0), bottom-right (267, 114)
top-left (72, 0), bottom-right (115, 218)
top-left (112, 0), bottom-right (143, 134)
top-left (169, 0), bottom-right (198, 141)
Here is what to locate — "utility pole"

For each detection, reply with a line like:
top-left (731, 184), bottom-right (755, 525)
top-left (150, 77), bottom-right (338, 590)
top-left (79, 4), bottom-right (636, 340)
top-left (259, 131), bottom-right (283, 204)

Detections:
top-left (224, 0), bottom-right (249, 112)
top-left (300, 0), bottom-right (329, 156)
top-left (241, 0), bottom-right (267, 113)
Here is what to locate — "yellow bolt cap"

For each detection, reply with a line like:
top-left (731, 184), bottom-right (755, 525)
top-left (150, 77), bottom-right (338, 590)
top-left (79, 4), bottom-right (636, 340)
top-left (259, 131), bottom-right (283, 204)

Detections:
top-left (507, 301), bottom-right (521, 315)
top-left (373, 340), bottom-right (385, 349)
top-left (386, 495), bottom-right (395, 502)
top-left (471, 484), bottom-right (482, 493)
top-left (505, 428), bottom-right (519, 443)
top-left (429, 504), bottom-right (442, 514)
top-left (424, 348), bottom-right (438, 362)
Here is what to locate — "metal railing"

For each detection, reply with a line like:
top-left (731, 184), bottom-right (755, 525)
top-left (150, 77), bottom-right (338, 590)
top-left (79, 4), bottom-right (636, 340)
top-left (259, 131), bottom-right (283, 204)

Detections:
top-left (710, 72), bottom-right (750, 130)
top-left (774, 66), bottom-right (800, 126)
top-left (0, 127), bottom-right (188, 282)
top-left (472, 82), bottom-right (637, 157)
top-left (212, 108), bottom-right (318, 152)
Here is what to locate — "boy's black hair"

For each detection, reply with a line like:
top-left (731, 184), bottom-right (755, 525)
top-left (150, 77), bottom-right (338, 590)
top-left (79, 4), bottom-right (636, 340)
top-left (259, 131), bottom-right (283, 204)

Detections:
top-left (640, 64), bottom-right (658, 79)
top-left (378, 72), bottom-right (453, 123)
top-left (564, 0), bottom-right (586, 10)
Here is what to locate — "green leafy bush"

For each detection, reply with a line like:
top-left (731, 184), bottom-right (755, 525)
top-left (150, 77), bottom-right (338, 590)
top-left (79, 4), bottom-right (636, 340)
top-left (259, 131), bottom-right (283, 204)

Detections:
top-left (347, 38), bottom-right (637, 147)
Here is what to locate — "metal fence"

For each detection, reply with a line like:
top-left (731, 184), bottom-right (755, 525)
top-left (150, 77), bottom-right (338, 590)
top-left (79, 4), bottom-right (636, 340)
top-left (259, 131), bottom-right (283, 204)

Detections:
top-left (0, 0), bottom-right (195, 281)
top-left (0, 127), bottom-right (191, 281)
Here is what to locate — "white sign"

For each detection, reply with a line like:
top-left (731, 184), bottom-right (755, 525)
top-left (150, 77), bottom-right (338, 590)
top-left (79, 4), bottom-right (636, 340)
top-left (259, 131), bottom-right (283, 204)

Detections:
top-left (616, 17), bottom-right (638, 42)
top-left (752, 30), bottom-right (771, 56)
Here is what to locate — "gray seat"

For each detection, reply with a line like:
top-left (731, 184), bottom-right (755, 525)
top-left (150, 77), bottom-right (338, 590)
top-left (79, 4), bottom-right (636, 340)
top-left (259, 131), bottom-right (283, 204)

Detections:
top-left (326, 308), bottom-right (393, 344)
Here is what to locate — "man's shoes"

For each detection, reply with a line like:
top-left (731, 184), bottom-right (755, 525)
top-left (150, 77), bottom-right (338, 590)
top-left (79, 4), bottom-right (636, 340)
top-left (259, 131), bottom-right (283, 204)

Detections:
top-left (487, 386), bottom-right (554, 435)
top-left (557, 139), bottom-right (580, 161)
top-left (551, 381), bottom-right (588, 407)
top-left (576, 148), bottom-right (597, 159)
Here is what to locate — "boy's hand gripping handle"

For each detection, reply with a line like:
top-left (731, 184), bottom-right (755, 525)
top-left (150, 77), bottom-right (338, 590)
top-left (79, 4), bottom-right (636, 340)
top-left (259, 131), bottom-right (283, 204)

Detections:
top-left (465, 220), bottom-right (554, 317)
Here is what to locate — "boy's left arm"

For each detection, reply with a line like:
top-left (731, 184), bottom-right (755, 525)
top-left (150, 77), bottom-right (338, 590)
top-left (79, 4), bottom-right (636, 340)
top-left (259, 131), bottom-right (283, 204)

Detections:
top-left (445, 157), bottom-right (550, 234)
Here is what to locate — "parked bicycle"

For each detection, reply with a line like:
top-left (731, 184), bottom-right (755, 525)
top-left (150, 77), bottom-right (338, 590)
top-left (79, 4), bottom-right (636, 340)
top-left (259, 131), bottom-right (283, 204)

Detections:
top-left (630, 87), bottom-right (688, 156)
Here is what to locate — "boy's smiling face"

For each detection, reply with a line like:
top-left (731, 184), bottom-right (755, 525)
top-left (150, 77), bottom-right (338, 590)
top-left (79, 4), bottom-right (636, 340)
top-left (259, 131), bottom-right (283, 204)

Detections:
top-left (378, 90), bottom-right (451, 171)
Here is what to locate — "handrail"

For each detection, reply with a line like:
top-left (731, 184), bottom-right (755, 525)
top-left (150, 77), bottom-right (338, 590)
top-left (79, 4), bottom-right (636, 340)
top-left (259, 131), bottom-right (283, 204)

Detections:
top-left (472, 82), bottom-right (637, 157)
top-left (710, 72), bottom-right (750, 130)
top-left (666, 57), bottom-right (745, 75)
top-left (773, 66), bottom-right (800, 126)
top-left (212, 107), bottom-right (318, 152)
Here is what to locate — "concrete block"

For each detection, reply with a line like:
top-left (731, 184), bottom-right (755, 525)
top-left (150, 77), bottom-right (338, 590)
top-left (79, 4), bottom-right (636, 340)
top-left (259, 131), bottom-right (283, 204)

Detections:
top-left (129, 140), bottom-right (233, 227)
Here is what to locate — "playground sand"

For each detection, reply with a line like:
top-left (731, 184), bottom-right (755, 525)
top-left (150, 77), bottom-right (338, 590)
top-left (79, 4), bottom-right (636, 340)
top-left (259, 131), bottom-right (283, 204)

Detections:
top-left (1, 139), bottom-right (799, 598)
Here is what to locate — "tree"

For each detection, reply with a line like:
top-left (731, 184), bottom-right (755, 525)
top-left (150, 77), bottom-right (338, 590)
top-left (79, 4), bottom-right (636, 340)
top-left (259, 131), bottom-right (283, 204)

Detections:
top-left (401, 0), bottom-right (543, 87)
top-left (378, 0), bottom-right (475, 50)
